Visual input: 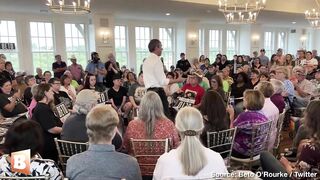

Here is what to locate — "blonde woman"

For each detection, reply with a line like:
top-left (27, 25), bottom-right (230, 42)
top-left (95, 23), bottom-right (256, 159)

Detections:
top-left (153, 107), bottom-right (227, 179)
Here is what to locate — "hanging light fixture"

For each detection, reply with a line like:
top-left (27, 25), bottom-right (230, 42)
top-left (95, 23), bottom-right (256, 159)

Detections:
top-left (46, 0), bottom-right (91, 15)
top-left (218, 0), bottom-right (267, 24)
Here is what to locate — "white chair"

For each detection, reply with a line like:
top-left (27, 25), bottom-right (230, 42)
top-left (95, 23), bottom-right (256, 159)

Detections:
top-left (231, 120), bottom-right (273, 170)
top-left (207, 127), bottom-right (237, 167)
top-left (130, 138), bottom-right (170, 176)
top-left (273, 110), bottom-right (286, 154)
top-left (54, 138), bottom-right (88, 173)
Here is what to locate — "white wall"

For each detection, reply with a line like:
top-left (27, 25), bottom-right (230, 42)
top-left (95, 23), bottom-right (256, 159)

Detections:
top-left (0, 10), bottom-right (319, 74)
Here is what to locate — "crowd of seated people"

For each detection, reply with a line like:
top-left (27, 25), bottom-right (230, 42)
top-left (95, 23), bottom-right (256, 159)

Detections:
top-left (0, 46), bottom-right (320, 180)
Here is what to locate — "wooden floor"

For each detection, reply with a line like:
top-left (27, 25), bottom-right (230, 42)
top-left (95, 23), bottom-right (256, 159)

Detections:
top-left (278, 128), bottom-right (294, 155)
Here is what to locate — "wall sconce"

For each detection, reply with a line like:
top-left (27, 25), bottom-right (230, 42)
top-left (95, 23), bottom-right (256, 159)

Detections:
top-left (300, 35), bottom-right (307, 48)
top-left (251, 34), bottom-right (260, 46)
top-left (188, 33), bottom-right (197, 45)
top-left (100, 30), bottom-right (110, 44)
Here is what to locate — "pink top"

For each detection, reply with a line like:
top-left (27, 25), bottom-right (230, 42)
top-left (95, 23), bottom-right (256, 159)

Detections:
top-left (123, 118), bottom-right (180, 175)
top-left (27, 98), bottom-right (37, 119)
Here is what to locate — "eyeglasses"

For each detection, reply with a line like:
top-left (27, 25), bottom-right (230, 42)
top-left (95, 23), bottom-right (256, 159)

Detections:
top-left (211, 81), bottom-right (217, 83)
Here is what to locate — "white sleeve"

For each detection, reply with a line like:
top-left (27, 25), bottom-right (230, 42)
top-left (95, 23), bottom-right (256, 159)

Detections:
top-left (153, 155), bottom-right (165, 180)
top-left (155, 60), bottom-right (170, 86)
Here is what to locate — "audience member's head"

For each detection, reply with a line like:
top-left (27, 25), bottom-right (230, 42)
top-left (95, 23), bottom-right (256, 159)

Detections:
top-left (200, 90), bottom-right (227, 131)
top-left (138, 91), bottom-right (165, 138)
top-left (73, 89), bottom-right (99, 115)
top-left (4, 118), bottom-right (43, 157)
top-left (34, 83), bottom-right (53, 103)
top-left (259, 71), bottom-right (270, 81)
top-left (25, 75), bottom-right (36, 87)
top-left (275, 66), bottom-right (289, 80)
top-left (243, 90), bottom-right (265, 111)
top-left (43, 71), bottom-right (52, 82)
top-left (0, 78), bottom-right (12, 94)
top-left (86, 105), bottom-right (119, 144)
top-left (270, 79), bottom-right (285, 95)
top-left (210, 75), bottom-right (223, 91)
top-left (255, 81), bottom-right (274, 98)
top-left (48, 77), bottom-right (61, 92)
top-left (175, 107), bottom-right (207, 176)
top-left (60, 74), bottom-right (71, 86)
top-left (84, 74), bottom-right (96, 89)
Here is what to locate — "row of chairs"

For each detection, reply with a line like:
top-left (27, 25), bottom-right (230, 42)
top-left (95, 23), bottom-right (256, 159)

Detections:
top-left (0, 111), bottom-right (286, 179)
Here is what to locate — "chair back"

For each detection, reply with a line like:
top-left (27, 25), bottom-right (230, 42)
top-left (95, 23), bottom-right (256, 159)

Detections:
top-left (130, 138), bottom-right (170, 176)
top-left (0, 174), bottom-right (50, 180)
top-left (248, 121), bottom-right (273, 159)
top-left (274, 110), bottom-right (286, 149)
top-left (207, 127), bottom-right (237, 166)
top-left (54, 138), bottom-right (88, 172)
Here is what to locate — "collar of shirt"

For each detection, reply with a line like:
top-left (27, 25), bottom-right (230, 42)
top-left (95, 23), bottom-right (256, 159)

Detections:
top-left (88, 144), bottom-right (115, 152)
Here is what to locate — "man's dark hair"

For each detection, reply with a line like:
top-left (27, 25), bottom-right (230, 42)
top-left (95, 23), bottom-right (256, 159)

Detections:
top-left (48, 77), bottom-right (60, 84)
top-left (148, 39), bottom-right (161, 52)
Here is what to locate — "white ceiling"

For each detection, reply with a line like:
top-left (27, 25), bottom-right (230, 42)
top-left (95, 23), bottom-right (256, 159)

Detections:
top-left (0, 0), bottom-right (317, 27)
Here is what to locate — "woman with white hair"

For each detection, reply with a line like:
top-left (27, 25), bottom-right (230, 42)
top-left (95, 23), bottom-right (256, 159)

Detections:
top-left (153, 107), bottom-right (227, 179)
top-left (270, 79), bottom-right (286, 113)
top-left (61, 89), bottom-right (122, 150)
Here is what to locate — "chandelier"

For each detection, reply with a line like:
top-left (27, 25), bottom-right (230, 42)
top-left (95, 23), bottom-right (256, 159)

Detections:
top-left (305, 1), bottom-right (320, 29)
top-left (46, 0), bottom-right (91, 14)
top-left (218, 0), bottom-right (267, 24)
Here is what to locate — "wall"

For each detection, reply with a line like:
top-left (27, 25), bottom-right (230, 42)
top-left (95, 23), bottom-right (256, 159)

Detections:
top-left (0, 10), bottom-right (318, 74)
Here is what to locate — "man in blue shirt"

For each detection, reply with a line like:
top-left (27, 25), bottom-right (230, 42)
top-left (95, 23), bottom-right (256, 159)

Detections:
top-left (85, 52), bottom-right (106, 87)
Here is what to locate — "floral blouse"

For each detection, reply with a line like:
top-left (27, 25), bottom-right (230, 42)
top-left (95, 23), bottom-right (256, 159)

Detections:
top-left (0, 154), bottom-right (63, 180)
top-left (123, 118), bottom-right (180, 176)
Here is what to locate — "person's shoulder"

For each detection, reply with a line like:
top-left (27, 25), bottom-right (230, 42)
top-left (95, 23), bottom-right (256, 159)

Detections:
top-left (158, 149), bottom-right (178, 163)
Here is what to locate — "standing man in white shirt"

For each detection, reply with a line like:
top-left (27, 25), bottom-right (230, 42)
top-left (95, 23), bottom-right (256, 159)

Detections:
top-left (143, 39), bottom-right (183, 117)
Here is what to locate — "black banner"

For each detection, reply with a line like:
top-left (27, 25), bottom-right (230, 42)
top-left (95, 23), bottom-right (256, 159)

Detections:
top-left (0, 43), bottom-right (15, 50)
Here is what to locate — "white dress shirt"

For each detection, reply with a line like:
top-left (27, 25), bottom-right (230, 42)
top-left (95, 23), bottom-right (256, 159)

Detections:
top-left (261, 98), bottom-right (279, 151)
top-left (143, 53), bottom-right (170, 89)
top-left (153, 147), bottom-right (228, 180)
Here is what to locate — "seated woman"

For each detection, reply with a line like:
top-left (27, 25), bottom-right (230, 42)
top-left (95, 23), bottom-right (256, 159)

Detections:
top-left (128, 71), bottom-right (146, 110)
top-left (207, 75), bottom-right (227, 102)
top-left (231, 89), bottom-right (268, 158)
top-left (270, 78), bottom-right (286, 113)
top-left (60, 74), bottom-right (76, 101)
top-left (83, 73), bottom-right (105, 92)
top-left (123, 91), bottom-right (180, 177)
top-left (153, 107), bottom-right (227, 179)
top-left (260, 100), bottom-right (320, 179)
top-left (0, 78), bottom-right (27, 117)
top-left (123, 71), bottom-right (137, 92)
top-left (32, 84), bottom-right (62, 162)
top-left (200, 90), bottom-right (234, 148)
top-left (61, 89), bottom-right (122, 150)
top-left (0, 117), bottom-right (63, 179)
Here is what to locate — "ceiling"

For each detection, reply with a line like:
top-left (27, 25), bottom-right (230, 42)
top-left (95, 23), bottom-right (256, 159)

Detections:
top-left (0, 0), bottom-right (318, 27)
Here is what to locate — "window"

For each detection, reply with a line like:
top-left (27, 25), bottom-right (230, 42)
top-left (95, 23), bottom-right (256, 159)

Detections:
top-left (208, 30), bottom-right (221, 60)
top-left (30, 22), bottom-right (54, 73)
top-left (135, 27), bottom-right (151, 72)
top-left (264, 32), bottom-right (274, 57)
top-left (159, 27), bottom-right (174, 69)
top-left (199, 29), bottom-right (204, 57)
top-left (114, 26), bottom-right (128, 68)
top-left (65, 23), bottom-right (87, 68)
top-left (0, 20), bottom-right (19, 71)
top-left (277, 32), bottom-right (286, 51)
top-left (226, 30), bottom-right (237, 59)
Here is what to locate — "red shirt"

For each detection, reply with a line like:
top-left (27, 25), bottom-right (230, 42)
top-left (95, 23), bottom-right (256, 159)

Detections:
top-left (181, 84), bottom-right (205, 105)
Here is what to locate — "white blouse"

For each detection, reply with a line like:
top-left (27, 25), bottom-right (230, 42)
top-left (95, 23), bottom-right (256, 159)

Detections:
top-left (153, 147), bottom-right (228, 180)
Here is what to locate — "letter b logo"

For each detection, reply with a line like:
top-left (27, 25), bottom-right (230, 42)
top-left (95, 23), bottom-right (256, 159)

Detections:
top-left (11, 149), bottom-right (30, 175)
